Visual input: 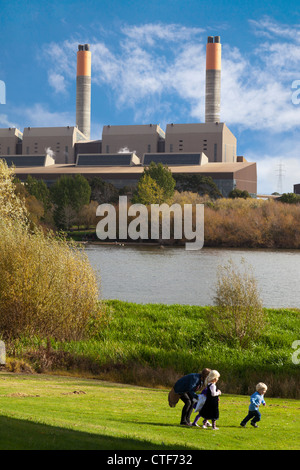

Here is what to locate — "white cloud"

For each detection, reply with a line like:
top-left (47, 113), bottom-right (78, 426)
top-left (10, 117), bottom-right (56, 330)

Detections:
top-left (122, 23), bottom-right (204, 46)
top-left (250, 16), bottom-right (300, 43)
top-left (48, 72), bottom-right (67, 94)
top-left (15, 103), bottom-right (74, 128)
top-left (0, 113), bottom-right (18, 128)
top-left (40, 20), bottom-right (300, 132)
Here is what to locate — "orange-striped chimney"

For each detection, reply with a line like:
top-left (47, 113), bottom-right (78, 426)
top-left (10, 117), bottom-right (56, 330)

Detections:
top-left (76, 44), bottom-right (91, 139)
top-left (205, 36), bottom-right (221, 123)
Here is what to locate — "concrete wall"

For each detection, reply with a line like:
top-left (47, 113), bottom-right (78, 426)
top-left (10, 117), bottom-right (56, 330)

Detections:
top-left (0, 128), bottom-right (23, 156)
top-left (102, 124), bottom-right (165, 160)
top-left (165, 122), bottom-right (236, 163)
top-left (21, 127), bottom-right (87, 164)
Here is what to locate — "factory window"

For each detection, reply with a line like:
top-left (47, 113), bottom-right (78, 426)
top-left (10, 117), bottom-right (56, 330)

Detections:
top-left (147, 144), bottom-right (151, 153)
top-left (214, 143), bottom-right (217, 162)
top-left (106, 145), bottom-right (110, 153)
top-left (7, 147), bottom-right (10, 155)
top-left (170, 144), bottom-right (173, 152)
top-left (26, 146), bottom-right (29, 155)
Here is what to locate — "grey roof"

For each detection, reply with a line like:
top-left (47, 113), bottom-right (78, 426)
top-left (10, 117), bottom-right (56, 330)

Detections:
top-left (142, 153), bottom-right (202, 166)
top-left (76, 153), bottom-right (135, 166)
top-left (0, 155), bottom-right (47, 167)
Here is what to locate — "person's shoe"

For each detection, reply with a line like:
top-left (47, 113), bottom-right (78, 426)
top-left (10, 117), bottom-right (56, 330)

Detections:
top-left (180, 422), bottom-right (192, 426)
top-left (192, 422), bottom-right (200, 427)
top-left (212, 427), bottom-right (219, 430)
top-left (251, 422), bottom-right (258, 428)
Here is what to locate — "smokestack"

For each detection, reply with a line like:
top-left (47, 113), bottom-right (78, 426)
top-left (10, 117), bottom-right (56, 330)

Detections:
top-left (205, 36), bottom-right (221, 123)
top-left (76, 44), bottom-right (91, 139)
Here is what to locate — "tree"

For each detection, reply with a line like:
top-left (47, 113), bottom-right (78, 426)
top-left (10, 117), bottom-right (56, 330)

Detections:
top-left (209, 259), bottom-right (265, 347)
top-left (143, 162), bottom-right (176, 202)
top-left (50, 175), bottom-right (91, 228)
top-left (133, 162), bottom-right (176, 204)
top-left (132, 174), bottom-right (165, 205)
top-left (174, 174), bottom-right (222, 199)
top-left (279, 193), bottom-right (300, 204)
top-left (228, 188), bottom-right (251, 199)
top-left (77, 200), bottom-right (99, 229)
top-left (24, 175), bottom-right (51, 213)
top-left (88, 176), bottom-right (119, 204)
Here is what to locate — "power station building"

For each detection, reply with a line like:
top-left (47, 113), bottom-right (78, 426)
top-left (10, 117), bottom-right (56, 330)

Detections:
top-left (0, 37), bottom-right (257, 197)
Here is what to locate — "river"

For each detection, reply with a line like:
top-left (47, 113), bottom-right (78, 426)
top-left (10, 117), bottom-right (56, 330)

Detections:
top-left (84, 244), bottom-right (300, 308)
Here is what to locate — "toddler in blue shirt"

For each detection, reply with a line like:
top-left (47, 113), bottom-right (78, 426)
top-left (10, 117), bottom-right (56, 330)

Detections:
top-left (240, 382), bottom-right (267, 428)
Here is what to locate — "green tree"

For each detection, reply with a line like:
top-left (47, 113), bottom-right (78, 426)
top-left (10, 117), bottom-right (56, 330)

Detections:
top-left (88, 176), bottom-right (119, 204)
top-left (133, 162), bottom-right (175, 204)
top-left (24, 175), bottom-right (51, 213)
top-left (50, 175), bottom-right (91, 228)
top-left (132, 174), bottom-right (165, 205)
top-left (279, 193), bottom-right (300, 204)
top-left (228, 188), bottom-right (251, 199)
top-left (174, 174), bottom-right (222, 199)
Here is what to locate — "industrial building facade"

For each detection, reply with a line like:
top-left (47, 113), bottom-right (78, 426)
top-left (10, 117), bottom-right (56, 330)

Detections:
top-left (0, 37), bottom-right (257, 197)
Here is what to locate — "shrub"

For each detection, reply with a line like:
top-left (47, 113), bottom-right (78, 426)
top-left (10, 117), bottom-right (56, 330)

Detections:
top-left (0, 160), bottom-right (102, 342)
top-left (209, 259), bottom-right (265, 347)
top-left (0, 159), bottom-right (29, 226)
top-left (0, 218), bottom-right (102, 341)
top-left (228, 188), bottom-right (251, 199)
top-left (279, 192), bottom-right (300, 204)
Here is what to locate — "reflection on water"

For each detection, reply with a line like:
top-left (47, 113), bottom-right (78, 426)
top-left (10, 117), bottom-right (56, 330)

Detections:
top-left (84, 244), bottom-right (300, 308)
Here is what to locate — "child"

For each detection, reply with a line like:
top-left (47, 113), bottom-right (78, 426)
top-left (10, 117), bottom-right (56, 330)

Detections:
top-left (240, 382), bottom-right (267, 428)
top-left (199, 370), bottom-right (221, 430)
top-left (192, 386), bottom-right (208, 427)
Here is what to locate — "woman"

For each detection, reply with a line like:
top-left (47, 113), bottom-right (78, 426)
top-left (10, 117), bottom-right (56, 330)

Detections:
top-left (173, 368), bottom-right (211, 426)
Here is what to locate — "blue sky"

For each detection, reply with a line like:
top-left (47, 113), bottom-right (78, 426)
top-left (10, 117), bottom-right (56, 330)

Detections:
top-left (1, 0), bottom-right (300, 194)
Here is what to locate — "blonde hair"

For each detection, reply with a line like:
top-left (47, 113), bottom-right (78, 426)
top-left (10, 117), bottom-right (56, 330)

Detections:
top-left (256, 382), bottom-right (267, 392)
top-left (205, 369), bottom-right (220, 386)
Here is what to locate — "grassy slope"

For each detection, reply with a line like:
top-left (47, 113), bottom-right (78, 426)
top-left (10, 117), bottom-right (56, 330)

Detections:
top-left (0, 372), bottom-right (299, 450)
top-left (58, 301), bottom-right (300, 397)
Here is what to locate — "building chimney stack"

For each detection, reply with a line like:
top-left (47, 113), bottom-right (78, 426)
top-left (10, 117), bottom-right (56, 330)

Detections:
top-left (76, 44), bottom-right (91, 139)
top-left (205, 36), bottom-right (221, 123)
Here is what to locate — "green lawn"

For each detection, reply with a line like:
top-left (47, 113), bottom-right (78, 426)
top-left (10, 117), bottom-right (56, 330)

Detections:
top-left (0, 372), bottom-right (299, 450)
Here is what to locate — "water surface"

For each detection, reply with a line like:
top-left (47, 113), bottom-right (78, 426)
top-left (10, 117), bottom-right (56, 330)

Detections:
top-left (85, 244), bottom-right (300, 308)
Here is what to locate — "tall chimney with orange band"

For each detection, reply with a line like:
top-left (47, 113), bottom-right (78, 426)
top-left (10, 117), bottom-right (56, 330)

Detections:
top-left (76, 44), bottom-right (91, 139)
top-left (205, 36), bottom-right (221, 123)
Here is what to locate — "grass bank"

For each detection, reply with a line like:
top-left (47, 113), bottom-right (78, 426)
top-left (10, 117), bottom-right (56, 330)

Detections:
top-left (7, 301), bottom-right (300, 399)
top-left (0, 372), bottom-right (299, 450)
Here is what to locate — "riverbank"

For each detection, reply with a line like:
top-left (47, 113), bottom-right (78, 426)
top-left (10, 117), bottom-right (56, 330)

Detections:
top-left (68, 197), bottom-right (300, 249)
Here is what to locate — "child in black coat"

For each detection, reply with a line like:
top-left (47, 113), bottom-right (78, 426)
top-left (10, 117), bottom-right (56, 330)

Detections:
top-left (199, 370), bottom-right (221, 430)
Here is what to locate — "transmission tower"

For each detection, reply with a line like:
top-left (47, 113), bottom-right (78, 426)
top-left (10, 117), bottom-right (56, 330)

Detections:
top-left (276, 161), bottom-right (285, 194)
